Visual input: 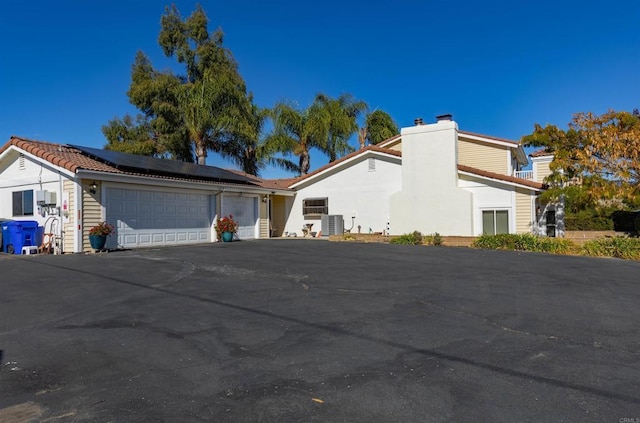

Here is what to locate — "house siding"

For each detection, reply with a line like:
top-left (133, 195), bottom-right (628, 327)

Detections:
top-left (271, 196), bottom-right (286, 237)
top-left (259, 199), bottom-right (268, 238)
top-left (62, 179), bottom-right (75, 253)
top-left (457, 138), bottom-right (508, 174)
top-left (81, 179), bottom-right (102, 251)
top-left (387, 142), bottom-right (402, 152)
top-left (515, 188), bottom-right (533, 234)
top-left (535, 161), bottom-right (552, 183)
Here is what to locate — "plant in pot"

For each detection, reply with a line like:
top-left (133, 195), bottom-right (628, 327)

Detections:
top-left (215, 215), bottom-right (238, 242)
top-left (88, 221), bottom-right (114, 251)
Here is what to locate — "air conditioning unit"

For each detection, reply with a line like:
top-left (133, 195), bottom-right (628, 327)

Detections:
top-left (321, 214), bottom-right (344, 236)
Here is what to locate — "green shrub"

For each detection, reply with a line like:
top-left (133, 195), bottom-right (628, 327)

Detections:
top-left (565, 216), bottom-right (613, 231)
top-left (422, 232), bottom-right (443, 246)
top-left (472, 233), bottom-right (576, 254)
top-left (581, 237), bottom-right (640, 260)
top-left (391, 231), bottom-right (423, 245)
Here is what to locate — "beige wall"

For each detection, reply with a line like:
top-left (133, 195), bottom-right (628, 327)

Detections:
top-left (259, 199), bottom-right (268, 238)
top-left (386, 140), bottom-right (402, 152)
top-left (62, 179), bottom-right (75, 253)
top-left (457, 138), bottom-right (508, 174)
top-left (515, 188), bottom-right (533, 233)
top-left (81, 180), bottom-right (103, 251)
top-left (271, 196), bottom-right (286, 237)
top-left (534, 160), bottom-right (552, 183)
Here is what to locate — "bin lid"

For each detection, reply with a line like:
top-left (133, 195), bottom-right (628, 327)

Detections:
top-left (4, 220), bottom-right (38, 228)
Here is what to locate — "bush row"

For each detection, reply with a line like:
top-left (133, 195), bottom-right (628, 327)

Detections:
top-left (390, 231), bottom-right (443, 246)
top-left (472, 234), bottom-right (640, 260)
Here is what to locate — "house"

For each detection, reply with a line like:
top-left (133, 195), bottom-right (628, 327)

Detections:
top-left (273, 115), bottom-right (560, 237)
top-left (0, 137), bottom-right (292, 253)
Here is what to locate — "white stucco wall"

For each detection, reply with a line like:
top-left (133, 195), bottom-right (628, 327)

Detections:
top-left (0, 150), bottom-right (70, 227)
top-left (458, 177), bottom-right (516, 235)
top-left (285, 153), bottom-right (401, 236)
top-left (390, 120), bottom-right (473, 236)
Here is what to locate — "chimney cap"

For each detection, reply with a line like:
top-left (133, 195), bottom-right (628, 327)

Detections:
top-left (414, 117), bottom-right (424, 125)
top-left (436, 113), bottom-right (453, 122)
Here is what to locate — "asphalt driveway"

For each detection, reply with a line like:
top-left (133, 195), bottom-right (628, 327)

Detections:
top-left (1, 240), bottom-right (639, 422)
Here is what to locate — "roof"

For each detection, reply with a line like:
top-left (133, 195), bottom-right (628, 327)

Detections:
top-left (0, 137), bottom-right (276, 189)
top-left (288, 145), bottom-right (402, 188)
top-left (529, 148), bottom-right (554, 157)
top-left (458, 130), bottom-right (520, 145)
top-left (458, 164), bottom-right (545, 190)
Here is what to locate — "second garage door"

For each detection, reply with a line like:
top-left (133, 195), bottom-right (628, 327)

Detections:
top-left (221, 195), bottom-right (257, 239)
top-left (106, 186), bottom-right (211, 249)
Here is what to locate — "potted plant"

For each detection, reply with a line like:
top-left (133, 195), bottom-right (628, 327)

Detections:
top-left (215, 215), bottom-right (238, 242)
top-left (88, 221), bottom-right (115, 251)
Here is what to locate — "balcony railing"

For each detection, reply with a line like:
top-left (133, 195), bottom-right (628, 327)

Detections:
top-left (514, 170), bottom-right (533, 180)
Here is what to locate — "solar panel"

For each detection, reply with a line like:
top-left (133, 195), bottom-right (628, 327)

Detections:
top-left (70, 144), bottom-right (256, 185)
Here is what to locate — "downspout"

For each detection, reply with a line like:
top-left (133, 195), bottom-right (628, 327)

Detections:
top-left (58, 171), bottom-right (64, 253)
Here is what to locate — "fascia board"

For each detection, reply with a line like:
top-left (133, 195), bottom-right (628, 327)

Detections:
top-left (458, 170), bottom-right (544, 192)
top-left (76, 169), bottom-right (293, 195)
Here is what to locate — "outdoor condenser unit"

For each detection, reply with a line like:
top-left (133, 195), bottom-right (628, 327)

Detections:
top-left (321, 214), bottom-right (344, 236)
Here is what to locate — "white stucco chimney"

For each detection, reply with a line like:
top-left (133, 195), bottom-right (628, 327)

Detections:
top-left (389, 114), bottom-right (473, 235)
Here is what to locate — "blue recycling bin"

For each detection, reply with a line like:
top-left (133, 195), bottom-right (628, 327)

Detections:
top-left (1, 220), bottom-right (41, 255)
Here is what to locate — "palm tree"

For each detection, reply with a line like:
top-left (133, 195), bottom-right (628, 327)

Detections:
top-left (267, 101), bottom-right (329, 175)
top-left (225, 103), bottom-right (298, 176)
top-left (358, 109), bottom-right (399, 148)
top-left (315, 93), bottom-right (367, 162)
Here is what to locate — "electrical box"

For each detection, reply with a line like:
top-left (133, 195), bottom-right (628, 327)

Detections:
top-left (35, 190), bottom-right (57, 206)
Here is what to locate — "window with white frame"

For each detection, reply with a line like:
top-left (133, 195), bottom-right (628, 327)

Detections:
top-left (302, 198), bottom-right (328, 217)
top-left (482, 210), bottom-right (509, 235)
top-left (12, 190), bottom-right (34, 216)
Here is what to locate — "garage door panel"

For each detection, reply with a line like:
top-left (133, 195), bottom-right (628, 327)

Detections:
top-left (107, 187), bottom-right (211, 249)
top-left (221, 196), bottom-right (256, 240)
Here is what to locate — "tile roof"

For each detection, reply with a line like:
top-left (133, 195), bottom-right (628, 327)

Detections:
top-left (458, 164), bottom-right (545, 190)
top-left (1, 136), bottom-right (122, 174)
top-left (529, 148), bottom-right (554, 157)
top-left (0, 137), bottom-right (283, 190)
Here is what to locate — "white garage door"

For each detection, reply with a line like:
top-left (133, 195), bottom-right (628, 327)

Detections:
top-left (106, 187), bottom-right (211, 249)
top-left (221, 196), bottom-right (257, 239)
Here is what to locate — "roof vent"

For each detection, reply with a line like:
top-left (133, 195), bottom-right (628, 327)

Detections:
top-left (436, 114), bottom-right (453, 122)
top-left (414, 118), bottom-right (424, 125)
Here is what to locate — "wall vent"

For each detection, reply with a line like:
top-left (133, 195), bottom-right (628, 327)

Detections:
top-left (368, 157), bottom-right (376, 172)
top-left (19, 154), bottom-right (25, 170)
top-left (321, 214), bottom-right (344, 236)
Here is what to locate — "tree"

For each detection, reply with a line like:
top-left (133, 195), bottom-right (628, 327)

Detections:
top-left (522, 110), bottom-right (640, 206)
top-left (104, 5), bottom-right (250, 165)
top-left (102, 114), bottom-right (159, 157)
top-left (268, 101), bottom-right (329, 175)
top-left (314, 93), bottom-right (367, 162)
top-left (224, 103), bottom-right (298, 176)
top-left (360, 109), bottom-right (399, 147)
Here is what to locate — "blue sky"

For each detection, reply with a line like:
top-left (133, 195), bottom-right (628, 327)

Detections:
top-left (2, 0), bottom-right (639, 178)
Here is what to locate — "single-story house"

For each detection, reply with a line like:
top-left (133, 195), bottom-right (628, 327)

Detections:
top-left (0, 137), bottom-right (292, 253)
top-left (272, 115), bottom-right (563, 237)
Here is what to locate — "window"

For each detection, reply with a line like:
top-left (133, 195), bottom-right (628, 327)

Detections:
top-left (482, 210), bottom-right (509, 235)
top-left (12, 190), bottom-right (34, 216)
top-left (303, 198), bottom-right (328, 216)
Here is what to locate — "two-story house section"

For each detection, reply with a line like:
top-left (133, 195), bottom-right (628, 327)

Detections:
top-left (275, 115), bottom-right (550, 238)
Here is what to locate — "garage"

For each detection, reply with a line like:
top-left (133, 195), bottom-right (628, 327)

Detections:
top-left (106, 186), bottom-right (212, 249)
top-left (221, 195), bottom-right (257, 240)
